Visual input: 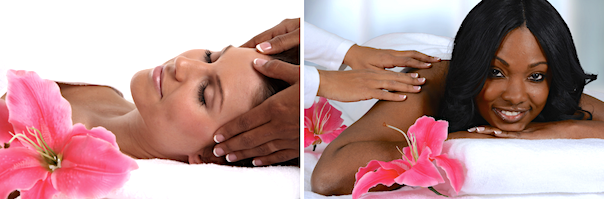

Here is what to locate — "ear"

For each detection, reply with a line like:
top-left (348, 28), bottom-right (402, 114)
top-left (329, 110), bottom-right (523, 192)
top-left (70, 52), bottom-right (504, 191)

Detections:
top-left (188, 153), bottom-right (203, 164)
top-left (188, 146), bottom-right (227, 165)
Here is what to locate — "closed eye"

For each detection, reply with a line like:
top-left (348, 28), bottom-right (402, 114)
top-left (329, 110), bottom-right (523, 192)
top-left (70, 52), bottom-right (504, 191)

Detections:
top-left (198, 81), bottom-right (209, 106)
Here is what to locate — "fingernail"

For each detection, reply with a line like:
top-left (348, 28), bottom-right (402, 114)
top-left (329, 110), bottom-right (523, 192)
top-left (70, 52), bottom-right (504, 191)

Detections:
top-left (410, 73), bottom-right (419, 78)
top-left (400, 95), bottom-right (407, 100)
top-left (256, 42), bottom-right (272, 53)
top-left (434, 57), bottom-right (441, 61)
top-left (476, 127), bottom-right (485, 132)
top-left (253, 58), bottom-right (268, 67)
top-left (213, 147), bottom-right (225, 157)
top-left (252, 159), bottom-right (262, 166)
top-left (418, 77), bottom-right (426, 83)
top-left (494, 130), bottom-right (502, 135)
top-left (468, 127), bottom-right (477, 132)
top-left (425, 63), bottom-right (432, 67)
top-left (214, 134), bottom-right (225, 143)
top-left (226, 154), bottom-right (237, 162)
top-left (414, 86), bottom-right (421, 91)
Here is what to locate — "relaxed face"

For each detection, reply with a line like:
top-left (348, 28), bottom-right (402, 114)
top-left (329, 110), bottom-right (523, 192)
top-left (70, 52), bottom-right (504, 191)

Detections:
top-left (475, 26), bottom-right (551, 132)
top-left (130, 46), bottom-right (269, 161)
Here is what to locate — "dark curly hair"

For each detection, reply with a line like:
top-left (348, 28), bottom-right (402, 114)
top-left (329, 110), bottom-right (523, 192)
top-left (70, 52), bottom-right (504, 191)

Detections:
top-left (440, 0), bottom-right (597, 132)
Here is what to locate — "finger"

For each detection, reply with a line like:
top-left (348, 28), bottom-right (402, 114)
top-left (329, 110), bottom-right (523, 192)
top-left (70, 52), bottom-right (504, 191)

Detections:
top-left (241, 18), bottom-right (300, 48)
top-left (224, 139), bottom-right (297, 163)
top-left (401, 50), bottom-right (442, 62)
top-left (256, 29), bottom-right (300, 54)
top-left (367, 90), bottom-right (408, 101)
top-left (467, 126), bottom-right (517, 138)
top-left (253, 58), bottom-right (300, 85)
top-left (212, 100), bottom-right (271, 146)
top-left (216, 124), bottom-right (286, 157)
top-left (382, 55), bottom-right (433, 69)
top-left (252, 149), bottom-right (299, 166)
top-left (381, 72), bottom-right (427, 86)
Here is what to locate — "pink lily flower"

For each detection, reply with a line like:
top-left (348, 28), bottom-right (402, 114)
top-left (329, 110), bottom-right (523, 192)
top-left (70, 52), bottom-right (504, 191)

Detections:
top-left (0, 70), bottom-right (138, 199)
top-left (352, 116), bottom-right (465, 199)
top-left (304, 97), bottom-right (346, 149)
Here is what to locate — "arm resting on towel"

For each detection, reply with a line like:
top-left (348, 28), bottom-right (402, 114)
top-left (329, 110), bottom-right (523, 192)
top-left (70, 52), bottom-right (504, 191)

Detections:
top-left (311, 61), bottom-right (494, 195)
top-left (472, 94), bottom-right (604, 139)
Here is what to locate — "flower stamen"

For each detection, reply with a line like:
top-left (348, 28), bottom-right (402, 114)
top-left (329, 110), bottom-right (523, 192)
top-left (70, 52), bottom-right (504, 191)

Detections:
top-left (8, 127), bottom-right (61, 171)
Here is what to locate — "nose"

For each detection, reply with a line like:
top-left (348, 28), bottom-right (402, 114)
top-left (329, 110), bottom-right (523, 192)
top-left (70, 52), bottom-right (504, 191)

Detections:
top-left (173, 56), bottom-right (209, 82)
top-left (500, 78), bottom-right (528, 105)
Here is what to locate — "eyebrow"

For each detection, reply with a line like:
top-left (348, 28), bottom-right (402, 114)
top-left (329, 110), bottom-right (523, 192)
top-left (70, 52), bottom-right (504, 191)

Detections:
top-left (495, 56), bottom-right (547, 68)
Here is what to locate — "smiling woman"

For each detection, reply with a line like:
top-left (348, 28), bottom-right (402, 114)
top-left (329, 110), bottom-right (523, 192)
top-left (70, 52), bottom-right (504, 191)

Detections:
top-left (311, 0), bottom-right (604, 195)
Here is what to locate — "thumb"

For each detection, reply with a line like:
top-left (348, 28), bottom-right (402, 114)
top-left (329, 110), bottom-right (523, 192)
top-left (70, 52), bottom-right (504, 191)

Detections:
top-left (253, 58), bottom-right (300, 85)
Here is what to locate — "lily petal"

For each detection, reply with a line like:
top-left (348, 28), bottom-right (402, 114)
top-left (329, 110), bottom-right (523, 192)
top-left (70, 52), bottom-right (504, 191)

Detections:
top-left (304, 128), bottom-right (317, 148)
top-left (20, 177), bottom-right (58, 199)
top-left (5, 70), bottom-right (73, 151)
top-left (0, 147), bottom-right (48, 199)
top-left (0, 99), bottom-right (22, 148)
top-left (52, 135), bottom-right (137, 198)
top-left (394, 147), bottom-right (444, 187)
top-left (352, 166), bottom-right (400, 199)
top-left (70, 124), bottom-right (118, 148)
top-left (408, 116), bottom-right (448, 157)
top-left (317, 124), bottom-right (346, 144)
top-left (434, 154), bottom-right (465, 194)
top-left (317, 98), bottom-right (345, 132)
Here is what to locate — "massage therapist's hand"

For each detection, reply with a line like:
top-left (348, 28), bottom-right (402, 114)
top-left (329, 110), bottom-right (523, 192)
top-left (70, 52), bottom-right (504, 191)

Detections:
top-left (317, 69), bottom-right (426, 102)
top-left (212, 59), bottom-right (299, 166)
top-left (344, 44), bottom-right (441, 70)
top-left (241, 18), bottom-right (300, 55)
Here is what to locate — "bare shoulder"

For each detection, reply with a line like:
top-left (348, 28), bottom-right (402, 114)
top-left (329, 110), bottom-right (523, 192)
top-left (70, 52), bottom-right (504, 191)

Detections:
top-left (330, 61), bottom-right (450, 145)
top-left (312, 61), bottom-right (451, 195)
top-left (580, 93), bottom-right (604, 121)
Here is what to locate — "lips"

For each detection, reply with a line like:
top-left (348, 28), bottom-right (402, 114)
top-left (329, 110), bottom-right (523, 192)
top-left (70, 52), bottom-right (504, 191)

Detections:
top-left (152, 65), bottom-right (164, 98)
top-left (492, 107), bottom-right (529, 123)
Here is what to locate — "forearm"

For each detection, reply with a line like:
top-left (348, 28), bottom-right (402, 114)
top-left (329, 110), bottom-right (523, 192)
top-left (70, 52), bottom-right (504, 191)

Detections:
top-left (566, 120), bottom-right (604, 138)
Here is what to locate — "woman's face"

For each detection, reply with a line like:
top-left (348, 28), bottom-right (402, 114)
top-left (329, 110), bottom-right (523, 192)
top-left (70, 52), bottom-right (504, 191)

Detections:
top-left (130, 46), bottom-right (270, 161)
top-left (475, 26), bottom-right (551, 132)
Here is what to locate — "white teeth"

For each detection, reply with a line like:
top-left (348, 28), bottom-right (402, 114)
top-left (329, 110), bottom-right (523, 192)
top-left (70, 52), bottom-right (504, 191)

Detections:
top-left (501, 110), bottom-right (520, 116)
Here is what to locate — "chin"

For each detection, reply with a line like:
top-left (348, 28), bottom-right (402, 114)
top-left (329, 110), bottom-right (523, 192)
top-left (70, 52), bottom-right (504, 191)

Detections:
top-left (130, 69), bottom-right (151, 108)
top-left (492, 122), bottom-right (528, 132)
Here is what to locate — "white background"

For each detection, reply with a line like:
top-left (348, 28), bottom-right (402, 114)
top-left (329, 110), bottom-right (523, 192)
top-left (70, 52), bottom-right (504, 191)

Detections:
top-left (305, 0), bottom-right (604, 93)
top-left (0, 0), bottom-right (301, 101)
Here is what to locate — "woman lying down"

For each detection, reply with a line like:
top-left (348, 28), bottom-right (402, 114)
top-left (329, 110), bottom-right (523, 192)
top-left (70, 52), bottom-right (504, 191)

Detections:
top-left (1, 45), bottom-right (298, 166)
top-left (311, 0), bottom-right (604, 196)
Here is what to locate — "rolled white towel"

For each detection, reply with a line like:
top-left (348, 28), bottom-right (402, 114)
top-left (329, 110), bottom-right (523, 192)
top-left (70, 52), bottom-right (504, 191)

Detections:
top-left (440, 139), bottom-right (604, 195)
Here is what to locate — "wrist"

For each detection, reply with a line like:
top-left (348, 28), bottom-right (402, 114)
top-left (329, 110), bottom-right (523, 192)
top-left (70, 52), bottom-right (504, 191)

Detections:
top-left (317, 70), bottom-right (330, 97)
top-left (343, 44), bottom-right (360, 69)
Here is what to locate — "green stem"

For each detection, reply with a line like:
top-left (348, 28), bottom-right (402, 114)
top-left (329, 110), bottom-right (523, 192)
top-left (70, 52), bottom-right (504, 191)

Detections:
top-left (428, 186), bottom-right (448, 197)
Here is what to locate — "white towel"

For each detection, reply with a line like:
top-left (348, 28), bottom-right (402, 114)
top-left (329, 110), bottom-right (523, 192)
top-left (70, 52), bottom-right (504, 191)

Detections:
top-left (103, 159), bottom-right (300, 199)
top-left (304, 139), bottom-right (604, 199)
top-left (440, 139), bottom-right (604, 195)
